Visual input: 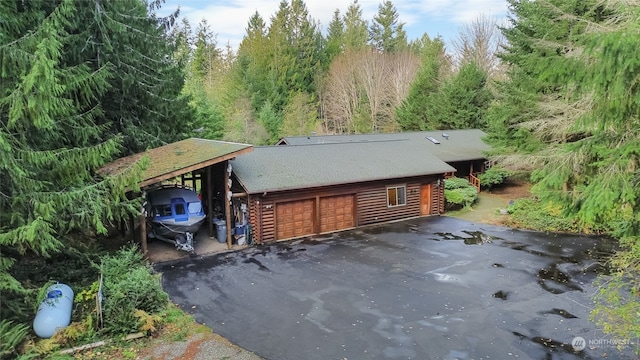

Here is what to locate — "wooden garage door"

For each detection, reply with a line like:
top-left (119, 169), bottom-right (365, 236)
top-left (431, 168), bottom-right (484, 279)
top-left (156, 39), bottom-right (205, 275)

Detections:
top-left (320, 195), bottom-right (355, 233)
top-left (276, 199), bottom-right (315, 240)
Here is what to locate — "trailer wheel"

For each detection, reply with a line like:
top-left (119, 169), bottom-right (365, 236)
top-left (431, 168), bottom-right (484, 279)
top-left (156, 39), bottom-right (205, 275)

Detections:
top-left (175, 234), bottom-right (187, 245)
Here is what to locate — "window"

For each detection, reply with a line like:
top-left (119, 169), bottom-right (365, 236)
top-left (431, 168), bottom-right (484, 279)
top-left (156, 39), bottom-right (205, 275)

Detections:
top-left (154, 205), bottom-right (172, 217)
top-left (188, 202), bottom-right (202, 215)
top-left (387, 185), bottom-right (406, 207)
top-left (174, 203), bottom-right (186, 215)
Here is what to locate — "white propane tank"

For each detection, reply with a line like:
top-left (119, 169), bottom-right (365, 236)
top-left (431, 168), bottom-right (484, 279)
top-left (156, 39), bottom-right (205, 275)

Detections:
top-left (33, 283), bottom-right (74, 338)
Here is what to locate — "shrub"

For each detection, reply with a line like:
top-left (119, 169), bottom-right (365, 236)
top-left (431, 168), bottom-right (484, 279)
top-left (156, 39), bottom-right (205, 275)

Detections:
top-left (100, 246), bottom-right (168, 335)
top-left (504, 198), bottom-right (577, 232)
top-left (478, 167), bottom-right (511, 189)
top-left (444, 177), bottom-right (478, 209)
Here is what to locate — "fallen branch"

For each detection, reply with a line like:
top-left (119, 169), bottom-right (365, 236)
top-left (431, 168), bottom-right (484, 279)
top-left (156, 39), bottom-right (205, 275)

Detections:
top-left (58, 332), bottom-right (145, 355)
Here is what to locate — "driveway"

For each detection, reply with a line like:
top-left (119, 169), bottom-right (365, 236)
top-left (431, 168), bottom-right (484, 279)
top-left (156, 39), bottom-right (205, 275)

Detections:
top-left (155, 216), bottom-right (636, 360)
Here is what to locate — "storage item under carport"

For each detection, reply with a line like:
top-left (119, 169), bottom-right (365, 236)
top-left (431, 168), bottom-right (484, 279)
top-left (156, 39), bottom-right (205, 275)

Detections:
top-left (234, 224), bottom-right (246, 245)
top-left (213, 218), bottom-right (227, 243)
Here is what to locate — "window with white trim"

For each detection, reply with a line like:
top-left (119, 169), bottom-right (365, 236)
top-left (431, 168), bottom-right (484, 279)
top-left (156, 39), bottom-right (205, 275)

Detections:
top-left (387, 185), bottom-right (407, 207)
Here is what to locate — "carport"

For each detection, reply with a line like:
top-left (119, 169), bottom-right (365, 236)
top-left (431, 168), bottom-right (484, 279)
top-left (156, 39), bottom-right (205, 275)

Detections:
top-left (99, 138), bottom-right (252, 254)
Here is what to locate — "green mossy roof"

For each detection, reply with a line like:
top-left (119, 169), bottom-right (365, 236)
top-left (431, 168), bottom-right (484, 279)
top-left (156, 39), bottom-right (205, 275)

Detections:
top-left (100, 138), bottom-right (252, 187)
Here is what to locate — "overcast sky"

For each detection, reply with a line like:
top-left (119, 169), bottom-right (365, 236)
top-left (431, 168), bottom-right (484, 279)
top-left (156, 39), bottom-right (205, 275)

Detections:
top-left (160, 0), bottom-right (508, 52)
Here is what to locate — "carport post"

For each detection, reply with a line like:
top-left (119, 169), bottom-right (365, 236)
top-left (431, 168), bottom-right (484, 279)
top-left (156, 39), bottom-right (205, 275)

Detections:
top-left (207, 166), bottom-right (214, 237)
top-left (140, 207), bottom-right (147, 255)
top-left (225, 160), bottom-right (232, 249)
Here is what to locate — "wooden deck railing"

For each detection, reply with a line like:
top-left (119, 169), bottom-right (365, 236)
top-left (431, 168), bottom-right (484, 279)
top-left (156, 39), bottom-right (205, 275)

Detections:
top-left (469, 173), bottom-right (481, 192)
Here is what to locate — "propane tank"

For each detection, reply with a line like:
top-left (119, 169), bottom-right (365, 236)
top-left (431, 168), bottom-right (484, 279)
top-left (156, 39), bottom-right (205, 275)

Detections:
top-left (33, 283), bottom-right (74, 338)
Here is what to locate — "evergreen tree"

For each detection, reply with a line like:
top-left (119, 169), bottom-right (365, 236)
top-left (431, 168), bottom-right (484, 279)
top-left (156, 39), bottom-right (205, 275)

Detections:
top-left (395, 37), bottom-right (446, 130)
top-left (281, 92), bottom-right (319, 136)
top-left (486, 0), bottom-right (640, 339)
top-left (428, 62), bottom-right (492, 129)
top-left (266, 0), bottom-right (323, 112)
top-left (66, 0), bottom-right (192, 155)
top-left (369, 1), bottom-right (407, 53)
top-left (343, 0), bottom-right (369, 51)
top-left (188, 88), bottom-right (225, 140)
top-left (181, 18), bottom-right (229, 140)
top-left (237, 12), bottom-right (271, 113)
top-left (325, 9), bottom-right (345, 64)
top-left (191, 19), bottom-right (220, 81)
top-left (485, 0), bottom-right (594, 154)
top-left (169, 17), bottom-right (193, 66)
top-left (258, 101), bottom-right (282, 143)
top-left (0, 0), bottom-right (145, 321)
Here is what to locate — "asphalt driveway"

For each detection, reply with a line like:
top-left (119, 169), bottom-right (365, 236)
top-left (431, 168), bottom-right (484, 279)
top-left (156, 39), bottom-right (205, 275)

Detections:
top-left (155, 216), bottom-right (636, 360)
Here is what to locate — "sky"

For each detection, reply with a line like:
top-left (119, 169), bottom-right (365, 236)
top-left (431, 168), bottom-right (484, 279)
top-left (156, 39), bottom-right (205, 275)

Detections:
top-left (159, 0), bottom-right (509, 52)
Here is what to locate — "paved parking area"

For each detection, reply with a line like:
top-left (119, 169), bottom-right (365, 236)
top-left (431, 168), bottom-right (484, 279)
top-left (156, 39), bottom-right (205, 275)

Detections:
top-left (155, 216), bottom-right (635, 360)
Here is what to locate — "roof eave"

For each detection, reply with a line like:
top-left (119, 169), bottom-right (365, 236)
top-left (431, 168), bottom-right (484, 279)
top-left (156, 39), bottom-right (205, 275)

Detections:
top-left (238, 168), bottom-right (454, 195)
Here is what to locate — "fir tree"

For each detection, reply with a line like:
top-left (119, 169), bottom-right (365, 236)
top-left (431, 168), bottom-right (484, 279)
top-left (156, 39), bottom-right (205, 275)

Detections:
top-left (428, 62), bottom-right (492, 129)
top-left (67, 0), bottom-right (192, 154)
top-left (343, 0), bottom-right (369, 51)
top-left (325, 9), bottom-right (345, 64)
top-left (0, 0), bottom-right (146, 321)
top-left (486, 0), bottom-right (640, 340)
top-left (369, 1), bottom-right (407, 53)
top-left (237, 11), bottom-right (271, 113)
top-left (395, 37), bottom-right (446, 130)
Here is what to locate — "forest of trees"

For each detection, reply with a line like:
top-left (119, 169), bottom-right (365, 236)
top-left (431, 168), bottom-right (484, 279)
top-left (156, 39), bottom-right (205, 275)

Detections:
top-left (172, 0), bottom-right (501, 143)
top-left (1, 0), bottom-right (638, 351)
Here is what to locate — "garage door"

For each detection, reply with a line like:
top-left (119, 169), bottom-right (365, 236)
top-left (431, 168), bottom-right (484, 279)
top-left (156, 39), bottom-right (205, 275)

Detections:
top-left (320, 195), bottom-right (355, 233)
top-left (276, 199), bottom-right (315, 240)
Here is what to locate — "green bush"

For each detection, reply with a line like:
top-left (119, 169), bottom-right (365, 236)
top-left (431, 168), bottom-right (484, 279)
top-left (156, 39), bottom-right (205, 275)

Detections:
top-left (478, 167), bottom-right (511, 189)
top-left (100, 246), bottom-right (168, 334)
top-left (444, 177), bottom-right (478, 209)
top-left (504, 198), bottom-right (579, 233)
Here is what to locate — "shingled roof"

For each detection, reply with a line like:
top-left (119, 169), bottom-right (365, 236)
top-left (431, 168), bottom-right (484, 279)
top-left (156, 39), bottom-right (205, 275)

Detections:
top-left (277, 129), bottom-right (490, 162)
top-left (231, 139), bottom-right (455, 194)
top-left (99, 138), bottom-right (252, 188)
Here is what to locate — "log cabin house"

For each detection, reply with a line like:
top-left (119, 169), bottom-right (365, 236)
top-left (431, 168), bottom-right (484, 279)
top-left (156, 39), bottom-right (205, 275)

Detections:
top-left (231, 129), bottom-right (491, 244)
top-left (100, 130), bottom-right (490, 251)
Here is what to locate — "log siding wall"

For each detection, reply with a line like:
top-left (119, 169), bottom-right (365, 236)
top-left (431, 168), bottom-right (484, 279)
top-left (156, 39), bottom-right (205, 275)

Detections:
top-left (246, 176), bottom-right (441, 244)
top-left (357, 182), bottom-right (421, 226)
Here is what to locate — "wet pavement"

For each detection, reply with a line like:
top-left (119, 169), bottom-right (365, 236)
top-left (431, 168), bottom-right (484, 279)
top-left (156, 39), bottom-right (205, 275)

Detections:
top-left (155, 216), bottom-right (637, 360)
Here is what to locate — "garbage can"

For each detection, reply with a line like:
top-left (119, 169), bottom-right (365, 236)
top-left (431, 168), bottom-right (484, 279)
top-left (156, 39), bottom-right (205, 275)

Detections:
top-left (214, 219), bottom-right (227, 243)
